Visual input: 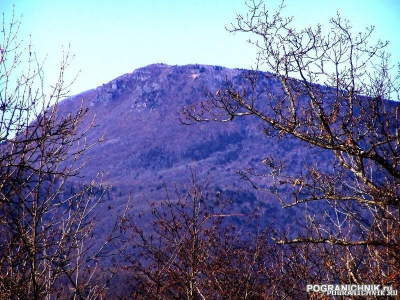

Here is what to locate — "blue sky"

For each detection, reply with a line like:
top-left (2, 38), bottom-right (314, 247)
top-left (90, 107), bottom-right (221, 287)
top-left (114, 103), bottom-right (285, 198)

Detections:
top-left (1, 0), bottom-right (399, 96)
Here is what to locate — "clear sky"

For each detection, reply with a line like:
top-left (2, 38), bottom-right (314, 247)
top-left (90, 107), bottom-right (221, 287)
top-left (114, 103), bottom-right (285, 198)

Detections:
top-left (1, 0), bottom-right (399, 96)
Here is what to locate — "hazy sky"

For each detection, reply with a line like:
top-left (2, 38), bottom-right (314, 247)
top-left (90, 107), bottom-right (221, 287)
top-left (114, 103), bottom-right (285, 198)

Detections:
top-left (1, 0), bottom-right (399, 96)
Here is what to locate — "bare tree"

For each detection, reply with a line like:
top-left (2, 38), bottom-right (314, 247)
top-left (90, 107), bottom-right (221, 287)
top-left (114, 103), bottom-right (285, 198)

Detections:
top-left (182, 0), bottom-right (400, 288)
top-left (0, 8), bottom-right (122, 299)
top-left (114, 170), bottom-right (285, 299)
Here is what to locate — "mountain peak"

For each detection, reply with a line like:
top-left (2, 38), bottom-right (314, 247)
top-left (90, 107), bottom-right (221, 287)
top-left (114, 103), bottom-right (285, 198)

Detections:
top-left (59, 64), bottom-right (259, 187)
top-left (55, 62), bottom-right (330, 242)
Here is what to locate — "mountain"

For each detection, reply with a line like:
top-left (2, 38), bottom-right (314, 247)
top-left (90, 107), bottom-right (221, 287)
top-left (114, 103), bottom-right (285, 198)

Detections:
top-left (58, 63), bottom-right (328, 230)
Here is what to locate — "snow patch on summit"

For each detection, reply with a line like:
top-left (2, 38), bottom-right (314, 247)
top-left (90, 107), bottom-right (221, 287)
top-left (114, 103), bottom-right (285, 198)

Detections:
top-left (190, 74), bottom-right (200, 79)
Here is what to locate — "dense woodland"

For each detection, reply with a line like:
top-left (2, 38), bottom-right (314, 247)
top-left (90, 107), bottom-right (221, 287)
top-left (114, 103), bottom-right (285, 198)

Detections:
top-left (1, 1), bottom-right (399, 299)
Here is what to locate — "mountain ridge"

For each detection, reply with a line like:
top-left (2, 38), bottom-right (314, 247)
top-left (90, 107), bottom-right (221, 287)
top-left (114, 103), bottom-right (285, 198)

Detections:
top-left (57, 63), bottom-right (328, 230)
